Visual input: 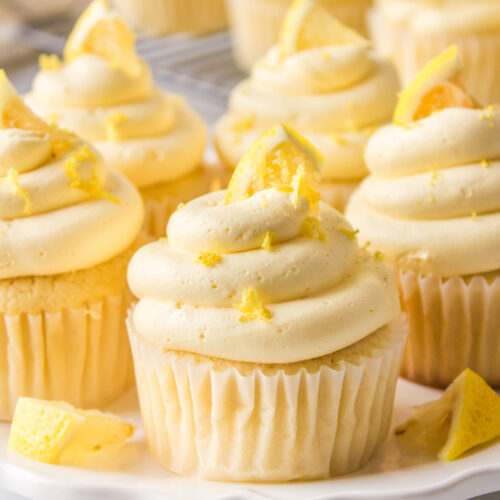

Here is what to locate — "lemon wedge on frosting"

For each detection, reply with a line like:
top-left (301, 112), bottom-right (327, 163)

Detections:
top-left (280, 0), bottom-right (367, 58)
top-left (395, 369), bottom-right (500, 461)
top-left (8, 397), bottom-right (135, 466)
top-left (394, 46), bottom-right (478, 127)
top-left (64, 0), bottom-right (141, 77)
top-left (224, 123), bottom-right (323, 212)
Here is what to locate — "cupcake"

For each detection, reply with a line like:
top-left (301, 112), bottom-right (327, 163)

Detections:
top-left (370, 0), bottom-right (500, 105)
top-left (127, 124), bottom-right (406, 481)
top-left (226, 0), bottom-right (373, 71)
top-left (215, 0), bottom-right (399, 212)
top-left (27, 0), bottom-right (209, 238)
top-left (346, 47), bottom-right (500, 388)
top-left (111, 0), bottom-right (227, 36)
top-left (0, 71), bottom-right (144, 420)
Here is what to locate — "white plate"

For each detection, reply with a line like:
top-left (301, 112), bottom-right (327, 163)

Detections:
top-left (0, 379), bottom-right (499, 500)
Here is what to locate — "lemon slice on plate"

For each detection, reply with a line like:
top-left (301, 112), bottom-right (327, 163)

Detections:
top-left (280, 0), bottom-right (367, 58)
top-left (394, 46), bottom-right (478, 126)
top-left (8, 397), bottom-right (135, 466)
top-left (224, 123), bottom-right (323, 213)
top-left (396, 369), bottom-right (500, 461)
top-left (64, 0), bottom-right (141, 77)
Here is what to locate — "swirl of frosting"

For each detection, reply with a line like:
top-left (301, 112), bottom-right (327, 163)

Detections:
top-left (0, 126), bottom-right (143, 279)
top-left (215, 45), bottom-right (399, 182)
top-left (27, 54), bottom-right (206, 189)
top-left (128, 189), bottom-right (399, 363)
top-left (346, 107), bottom-right (500, 277)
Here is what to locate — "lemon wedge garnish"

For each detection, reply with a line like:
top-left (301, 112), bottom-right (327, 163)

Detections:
top-left (225, 123), bottom-right (323, 213)
top-left (394, 46), bottom-right (478, 126)
top-left (64, 0), bottom-right (141, 77)
top-left (280, 0), bottom-right (367, 58)
top-left (395, 369), bottom-right (500, 461)
top-left (8, 397), bottom-right (135, 465)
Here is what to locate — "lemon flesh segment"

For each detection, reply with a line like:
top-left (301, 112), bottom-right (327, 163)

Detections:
top-left (224, 124), bottom-right (323, 212)
top-left (64, 0), bottom-right (141, 77)
top-left (394, 45), bottom-right (478, 126)
top-left (395, 369), bottom-right (500, 461)
top-left (280, 0), bottom-right (367, 58)
top-left (8, 397), bottom-right (135, 466)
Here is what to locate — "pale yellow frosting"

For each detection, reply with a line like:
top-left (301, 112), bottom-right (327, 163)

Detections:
top-left (128, 189), bottom-right (400, 363)
top-left (0, 128), bottom-right (143, 279)
top-left (215, 44), bottom-right (399, 182)
top-left (346, 107), bottom-right (500, 277)
top-left (28, 54), bottom-right (206, 188)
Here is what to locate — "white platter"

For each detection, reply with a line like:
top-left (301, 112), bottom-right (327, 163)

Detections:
top-left (0, 379), bottom-right (498, 500)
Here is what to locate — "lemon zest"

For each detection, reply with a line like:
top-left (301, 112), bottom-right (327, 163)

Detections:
top-left (429, 169), bottom-right (441, 186)
top-left (480, 159), bottom-right (490, 169)
top-left (261, 231), bottom-right (274, 252)
top-left (301, 216), bottom-right (328, 242)
top-left (231, 114), bottom-right (255, 144)
top-left (195, 251), bottom-right (222, 267)
top-left (6, 168), bottom-right (31, 215)
top-left (471, 212), bottom-right (477, 221)
top-left (39, 54), bottom-right (62, 71)
top-left (374, 250), bottom-right (385, 261)
top-left (337, 226), bottom-right (359, 240)
top-left (105, 111), bottom-right (127, 142)
top-left (234, 287), bottom-right (273, 323)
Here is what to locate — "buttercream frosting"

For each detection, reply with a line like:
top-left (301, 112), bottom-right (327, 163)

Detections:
top-left (215, 44), bottom-right (399, 182)
top-left (346, 107), bottom-right (500, 277)
top-left (128, 189), bottom-right (400, 363)
top-left (0, 125), bottom-right (143, 279)
top-left (28, 52), bottom-right (206, 188)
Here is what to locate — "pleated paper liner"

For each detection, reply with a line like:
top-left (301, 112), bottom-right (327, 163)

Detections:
top-left (397, 268), bottom-right (500, 388)
top-left (0, 292), bottom-right (134, 421)
top-left (128, 314), bottom-right (407, 481)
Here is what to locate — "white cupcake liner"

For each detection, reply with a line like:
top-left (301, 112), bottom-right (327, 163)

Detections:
top-left (112, 0), bottom-right (227, 36)
top-left (0, 292), bottom-right (134, 421)
top-left (128, 315), bottom-right (406, 481)
top-left (319, 181), bottom-right (359, 213)
top-left (226, 0), bottom-right (371, 72)
top-left (388, 28), bottom-right (500, 105)
top-left (396, 268), bottom-right (500, 388)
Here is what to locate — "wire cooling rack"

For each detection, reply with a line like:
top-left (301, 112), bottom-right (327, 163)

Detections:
top-left (2, 12), bottom-right (244, 125)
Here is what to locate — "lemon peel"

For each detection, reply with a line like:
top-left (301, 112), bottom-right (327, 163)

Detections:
top-left (64, 0), bottom-right (141, 77)
top-left (280, 0), bottom-right (367, 58)
top-left (234, 287), bottom-right (273, 323)
top-left (8, 397), bottom-right (134, 465)
top-left (480, 159), bottom-right (490, 169)
top-left (301, 216), bottom-right (328, 242)
top-left (394, 46), bottom-right (477, 127)
top-left (261, 231), bottom-right (274, 252)
top-left (225, 124), bottom-right (323, 213)
top-left (39, 54), bottom-right (62, 71)
top-left (105, 111), bottom-right (127, 142)
top-left (195, 251), bottom-right (222, 267)
top-left (337, 226), bottom-right (359, 240)
top-left (395, 369), bottom-right (500, 461)
top-left (231, 114), bottom-right (255, 144)
top-left (6, 168), bottom-right (31, 215)
top-left (374, 251), bottom-right (385, 261)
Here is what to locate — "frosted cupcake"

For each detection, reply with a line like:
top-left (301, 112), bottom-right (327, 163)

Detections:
top-left (27, 0), bottom-right (208, 238)
top-left (215, 0), bottom-right (399, 212)
top-left (370, 0), bottom-right (500, 105)
top-left (226, 0), bottom-right (373, 71)
top-left (127, 124), bottom-right (406, 481)
top-left (0, 71), bottom-right (144, 420)
top-left (346, 47), bottom-right (500, 388)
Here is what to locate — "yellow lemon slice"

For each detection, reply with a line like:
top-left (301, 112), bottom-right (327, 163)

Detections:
top-left (64, 0), bottom-right (141, 77)
top-left (8, 397), bottom-right (135, 466)
top-left (224, 123), bottom-right (323, 213)
top-left (280, 0), bottom-right (367, 58)
top-left (394, 46), bottom-right (478, 126)
top-left (0, 70), bottom-right (48, 132)
top-left (395, 369), bottom-right (500, 461)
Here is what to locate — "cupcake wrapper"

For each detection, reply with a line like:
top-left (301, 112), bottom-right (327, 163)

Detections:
top-left (113, 0), bottom-right (227, 36)
top-left (226, 0), bottom-right (371, 72)
top-left (396, 268), bottom-right (500, 388)
top-left (0, 292), bottom-right (134, 421)
top-left (319, 181), bottom-right (359, 213)
top-left (389, 29), bottom-right (500, 105)
top-left (128, 316), bottom-right (406, 481)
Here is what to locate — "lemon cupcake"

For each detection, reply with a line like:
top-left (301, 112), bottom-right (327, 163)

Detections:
top-left (215, 0), bottom-right (399, 212)
top-left (27, 0), bottom-right (209, 238)
top-left (370, 0), bottom-right (500, 105)
top-left (0, 71), bottom-right (144, 420)
top-left (127, 124), bottom-right (406, 481)
top-left (226, 0), bottom-right (373, 71)
top-left (346, 47), bottom-right (500, 388)
top-left (111, 0), bottom-right (227, 36)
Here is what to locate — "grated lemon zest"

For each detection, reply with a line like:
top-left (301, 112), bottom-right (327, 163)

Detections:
top-left (261, 231), bottom-right (274, 252)
top-left (105, 111), bottom-right (127, 142)
top-left (195, 251), bottom-right (222, 267)
top-left (39, 54), bottom-right (62, 71)
top-left (6, 168), bottom-right (31, 215)
top-left (234, 287), bottom-right (272, 323)
top-left (480, 159), bottom-right (490, 169)
top-left (429, 169), bottom-right (441, 186)
top-left (176, 202), bottom-right (185, 211)
top-left (330, 133), bottom-right (347, 146)
top-left (231, 114), bottom-right (255, 144)
top-left (301, 216), bottom-right (328, 242)
top-left (374, 250), bottom-right (385, 261)
top-left (471, 211), bottom-right (477, 221)
top-left (338, 226), bottom-right (359, 240)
